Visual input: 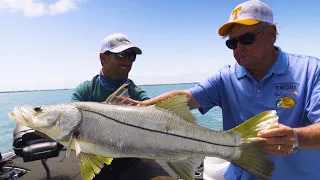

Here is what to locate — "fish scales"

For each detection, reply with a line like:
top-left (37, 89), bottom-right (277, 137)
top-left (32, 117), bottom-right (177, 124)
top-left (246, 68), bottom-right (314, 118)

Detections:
top-left (75, 102), bottom-right (239, 160)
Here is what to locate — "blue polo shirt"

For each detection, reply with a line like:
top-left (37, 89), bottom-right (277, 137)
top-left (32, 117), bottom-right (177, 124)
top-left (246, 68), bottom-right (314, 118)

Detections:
top-left (189, 47), bottom-right (320, 180)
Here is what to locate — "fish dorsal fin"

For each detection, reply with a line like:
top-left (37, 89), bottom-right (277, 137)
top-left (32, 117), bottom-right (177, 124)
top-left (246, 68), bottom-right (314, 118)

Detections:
top-left (79, 153), bottom-right (113, 180)
top-left (154, 94), bottom-right (197, 123)
top-left (103, 83), bottom-right (131, 105)
top-left (167, 156), bottom-right (203, 180)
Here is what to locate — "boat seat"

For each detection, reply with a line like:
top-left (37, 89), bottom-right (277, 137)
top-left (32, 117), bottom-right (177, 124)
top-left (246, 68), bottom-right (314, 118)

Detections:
top-left (12, 124), bottom-right (64, 162)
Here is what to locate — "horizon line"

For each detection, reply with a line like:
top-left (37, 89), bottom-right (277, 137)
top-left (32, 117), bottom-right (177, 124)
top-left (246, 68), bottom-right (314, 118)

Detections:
top-left (0, 82), bottom-right (199, 94)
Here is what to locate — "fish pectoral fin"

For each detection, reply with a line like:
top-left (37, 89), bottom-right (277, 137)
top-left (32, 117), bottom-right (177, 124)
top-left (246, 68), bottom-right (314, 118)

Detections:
top-left (66, 135), bottom-right (75, 157)
top-left (66, 133), bottom-right (82, 157)
top-left (166, 157), bottom-right (203, 180)
top-left (79, 153), bottom-right (113, 180)
top-left (154, 94), bottom-right (197, 123)
top-left (103, 83), bottom-right (131, 105)
top-left (74, 139), bottom-right (81, 156)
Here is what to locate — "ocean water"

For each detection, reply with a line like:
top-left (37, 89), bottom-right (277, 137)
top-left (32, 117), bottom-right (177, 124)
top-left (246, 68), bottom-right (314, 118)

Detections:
top-left (0, 83), bottom-right (222, 153)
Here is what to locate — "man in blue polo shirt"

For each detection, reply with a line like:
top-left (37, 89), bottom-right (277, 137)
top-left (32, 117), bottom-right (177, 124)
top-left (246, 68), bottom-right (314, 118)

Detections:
top-left (140, 0), bottom-right (320, 179)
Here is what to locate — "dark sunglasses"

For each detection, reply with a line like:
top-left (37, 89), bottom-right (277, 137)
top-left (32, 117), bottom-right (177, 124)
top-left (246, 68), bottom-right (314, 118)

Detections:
top-left (105, 51), bottom-right (137, 62)
top-left (225, 28), bottom-right (262, 50)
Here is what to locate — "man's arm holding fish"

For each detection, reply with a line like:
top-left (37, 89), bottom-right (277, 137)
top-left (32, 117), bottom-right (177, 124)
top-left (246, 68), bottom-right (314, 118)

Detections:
top-left (257, 123), bottom-right (320, 155)
top-left (258, 70), bottom-right (320, 154)
top-left (138, 90), bottom-right (201, 110)
top-left (140, 89), bottom-right (320, 156)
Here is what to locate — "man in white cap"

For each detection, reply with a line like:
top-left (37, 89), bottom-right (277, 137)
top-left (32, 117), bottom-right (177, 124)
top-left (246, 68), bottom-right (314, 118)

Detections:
top-left (71, 33), bottom-right (174, 180)
top-left (139, 0), bottom-right (320, 179)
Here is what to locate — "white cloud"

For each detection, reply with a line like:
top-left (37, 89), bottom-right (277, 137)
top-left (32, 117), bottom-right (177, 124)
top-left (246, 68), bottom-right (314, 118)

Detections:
top-left (0, 0), bottom-right (84, 17)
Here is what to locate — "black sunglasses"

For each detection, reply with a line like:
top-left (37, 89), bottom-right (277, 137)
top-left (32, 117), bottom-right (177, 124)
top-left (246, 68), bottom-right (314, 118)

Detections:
top-left (105, 51), bottom-right (137, 62)
top-left (225, 28), bottom-right (262, 50)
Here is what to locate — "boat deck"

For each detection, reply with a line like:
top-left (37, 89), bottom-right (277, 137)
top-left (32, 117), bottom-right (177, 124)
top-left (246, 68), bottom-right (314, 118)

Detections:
top-left (1, 150), bottom-right (203, 180)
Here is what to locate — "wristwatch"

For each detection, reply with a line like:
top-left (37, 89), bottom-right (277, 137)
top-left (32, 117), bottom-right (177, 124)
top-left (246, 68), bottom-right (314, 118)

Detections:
top-left (288, 130), bottom-right (299, 154)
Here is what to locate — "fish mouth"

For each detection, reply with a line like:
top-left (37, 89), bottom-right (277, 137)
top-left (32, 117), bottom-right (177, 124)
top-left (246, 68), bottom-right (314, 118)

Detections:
top-left (8, 106), bottom-right (33, 127)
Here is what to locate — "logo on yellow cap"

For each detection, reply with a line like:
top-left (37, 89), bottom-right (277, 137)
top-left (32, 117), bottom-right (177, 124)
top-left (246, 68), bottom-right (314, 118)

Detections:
top-left (232, 6), bottom-right (242, 21)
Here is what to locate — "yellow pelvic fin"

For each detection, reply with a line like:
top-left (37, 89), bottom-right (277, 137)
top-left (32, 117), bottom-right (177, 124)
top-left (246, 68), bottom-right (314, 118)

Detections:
top-left (79, 153), bottom-right (113, 180)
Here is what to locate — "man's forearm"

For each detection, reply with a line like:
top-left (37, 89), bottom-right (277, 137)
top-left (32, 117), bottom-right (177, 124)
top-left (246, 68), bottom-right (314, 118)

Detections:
top-left (140, 90), bottom-right (189, 106)
top-left (295, 122), bottom-right (320, 149)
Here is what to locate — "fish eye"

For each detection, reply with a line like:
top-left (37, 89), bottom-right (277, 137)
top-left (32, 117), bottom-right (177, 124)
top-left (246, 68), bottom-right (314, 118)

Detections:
top-left (34, 106), bottom-right (42, 112)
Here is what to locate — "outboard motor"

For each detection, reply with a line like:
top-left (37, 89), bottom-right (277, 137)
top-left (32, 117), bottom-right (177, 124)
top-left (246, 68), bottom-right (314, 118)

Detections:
top-left (12, 124), bottom-right (64, 179)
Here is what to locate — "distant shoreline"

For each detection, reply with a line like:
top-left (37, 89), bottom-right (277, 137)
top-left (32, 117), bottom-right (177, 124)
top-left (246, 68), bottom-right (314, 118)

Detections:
top-left (0, 82), bottom-right (198, 94)
top-left (139, 82), bottom-right (198, 87)
top-left (0, 89), bottom-right (71, 94)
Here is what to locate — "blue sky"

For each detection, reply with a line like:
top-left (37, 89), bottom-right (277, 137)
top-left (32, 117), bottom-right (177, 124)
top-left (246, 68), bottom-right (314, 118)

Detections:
top-left (0, 0), bottom-right (319, 91)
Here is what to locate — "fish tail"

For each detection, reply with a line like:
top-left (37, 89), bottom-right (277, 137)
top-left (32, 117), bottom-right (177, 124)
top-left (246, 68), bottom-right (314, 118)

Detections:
top-left (230, 110), bottom-right (279, 179)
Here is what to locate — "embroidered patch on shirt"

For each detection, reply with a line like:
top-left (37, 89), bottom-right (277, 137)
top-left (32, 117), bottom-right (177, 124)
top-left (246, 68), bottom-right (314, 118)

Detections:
top-left (276, 96), bottom-right (295, 108)
top-left (274, 83), bottom-right (300, 97)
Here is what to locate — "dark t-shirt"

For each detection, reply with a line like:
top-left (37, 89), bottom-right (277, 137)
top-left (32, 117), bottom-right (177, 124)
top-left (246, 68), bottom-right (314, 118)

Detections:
top-left (71, 75), bottom-right (149, 102)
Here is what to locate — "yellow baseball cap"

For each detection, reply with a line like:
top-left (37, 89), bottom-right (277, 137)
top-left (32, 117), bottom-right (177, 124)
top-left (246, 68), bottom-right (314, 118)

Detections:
top-left (218, 0), bottom-right (273, 36)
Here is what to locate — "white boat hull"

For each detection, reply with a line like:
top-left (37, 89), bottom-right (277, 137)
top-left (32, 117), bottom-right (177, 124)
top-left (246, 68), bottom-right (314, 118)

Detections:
top-left (203, 157), bottom-right (230, 180)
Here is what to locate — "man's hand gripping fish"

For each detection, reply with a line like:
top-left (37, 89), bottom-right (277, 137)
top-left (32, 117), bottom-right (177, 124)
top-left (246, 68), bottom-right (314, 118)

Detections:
top-left (8, 83), bottom-right (279, 180)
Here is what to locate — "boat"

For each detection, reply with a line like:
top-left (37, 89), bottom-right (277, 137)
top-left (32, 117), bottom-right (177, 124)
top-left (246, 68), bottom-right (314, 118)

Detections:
top-left (0, 124), bottom-right (228, 180)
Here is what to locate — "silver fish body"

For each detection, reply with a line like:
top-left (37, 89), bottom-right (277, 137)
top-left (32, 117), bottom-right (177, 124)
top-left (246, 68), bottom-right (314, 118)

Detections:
top-left (8, 86), bottom-right (279, 180)
top-left (67, 102), bottom-right (241, 161)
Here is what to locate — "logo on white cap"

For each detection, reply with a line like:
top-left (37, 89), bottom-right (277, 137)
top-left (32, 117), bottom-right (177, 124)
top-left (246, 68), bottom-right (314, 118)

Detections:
top-left (116, 37), bottom-right (130, 44)
top-left (100, 33), bottom-right (142, 54)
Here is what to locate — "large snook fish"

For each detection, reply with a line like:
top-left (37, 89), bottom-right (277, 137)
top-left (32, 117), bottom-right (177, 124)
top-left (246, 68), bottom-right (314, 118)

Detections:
top-left (8, 84), bottom-right (279, 180)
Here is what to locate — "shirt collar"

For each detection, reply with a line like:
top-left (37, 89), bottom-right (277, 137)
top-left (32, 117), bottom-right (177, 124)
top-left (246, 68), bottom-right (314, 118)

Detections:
top-left (235, 46), bottom-right (289, 79)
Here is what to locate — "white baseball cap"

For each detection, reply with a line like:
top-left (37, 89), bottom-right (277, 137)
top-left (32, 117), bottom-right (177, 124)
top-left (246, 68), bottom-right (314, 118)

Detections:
top-left (218, 0), bottom-right (273, 36)
top-left (100, 33), bottom-right (142, 54)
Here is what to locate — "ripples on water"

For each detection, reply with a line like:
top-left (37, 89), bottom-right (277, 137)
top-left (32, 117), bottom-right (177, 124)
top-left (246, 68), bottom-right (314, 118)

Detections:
top-left (0, 83), bottom-right (222, 153)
